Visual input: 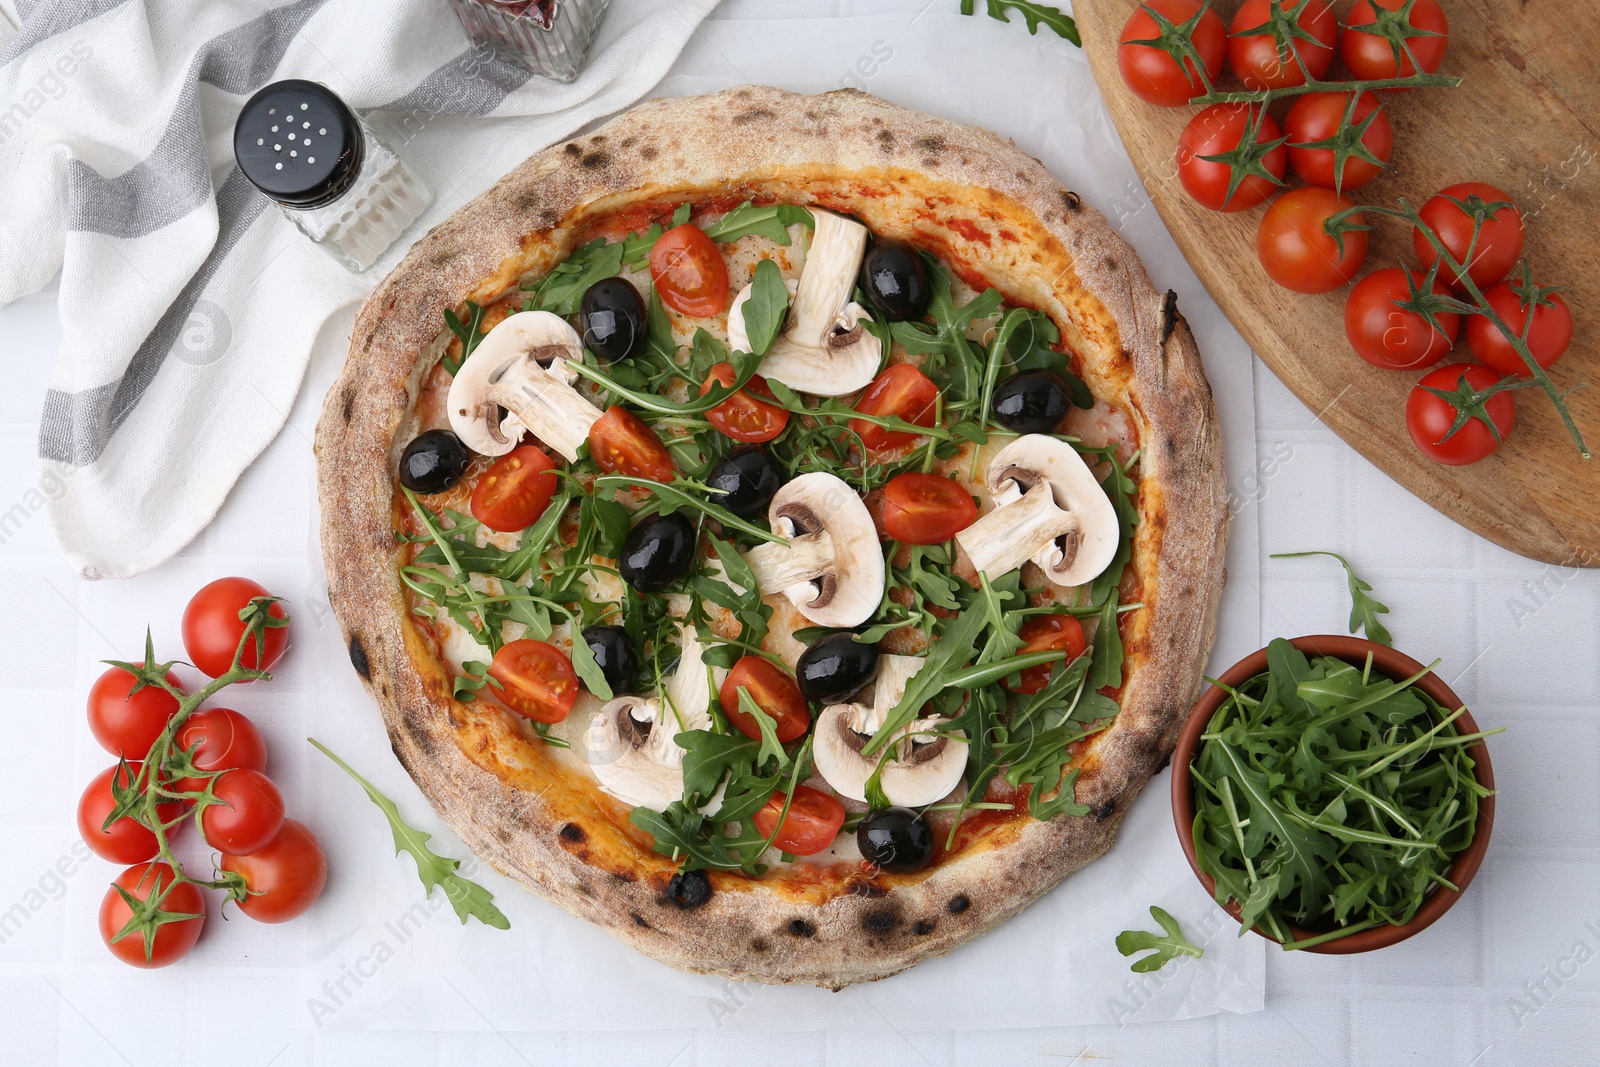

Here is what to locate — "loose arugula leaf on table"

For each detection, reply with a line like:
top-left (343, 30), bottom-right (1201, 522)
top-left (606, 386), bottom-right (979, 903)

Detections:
top-left (310, 739), bottom-right (510, 929)
top-left (441, 300), bottom-right (490, 376)
top-left (701, 201), bottom-right (815, 245)
top-left (1272, 550), bottom-right (1392, 646)
top-left (960, 0), bottom-right (1080, 43)
top-left (1116, 906), bottom-right (1203, 972)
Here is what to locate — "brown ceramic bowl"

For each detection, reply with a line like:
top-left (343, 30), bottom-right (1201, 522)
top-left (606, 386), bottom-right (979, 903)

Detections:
top-left (1172, 635), bottom-right (1496, 954)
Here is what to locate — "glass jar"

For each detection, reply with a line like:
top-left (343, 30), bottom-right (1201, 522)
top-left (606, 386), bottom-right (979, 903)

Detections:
top-left (233, 80), bottom-right (432, 273)
top-left (447, 0), bottom-right (612, 82)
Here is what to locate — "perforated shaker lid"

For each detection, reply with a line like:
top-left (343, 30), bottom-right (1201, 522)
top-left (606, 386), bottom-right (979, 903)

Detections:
top-left (233, 80), bottom-right (363, 208)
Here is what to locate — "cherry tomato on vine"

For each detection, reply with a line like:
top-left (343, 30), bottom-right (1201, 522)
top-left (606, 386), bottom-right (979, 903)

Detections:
top-left (1284, 91), bottom-right (1393, 192)
top-left (488, 639), bottom-right (580, 723)
top-left (720, 656), bottom-right (810, 744)
top-left (700, 362), bottom-right (789, 443)
top-left (98, 861), bottom-right (206, 968)
top-left (1406, 363), bottom-right (1515, 466)
top-left (1344, 267), bottom-right (1459, 371)
top-left (1227, 0), bottom-right (1337, 91)
top-left (1341, 0), bottom-right (1449, 85)
top-left (87, 664), bottom-right (180, 759)
top-left (752, 786), bottom-right (845, 856)
top-left (1256, 187), bottom-right (1367, 294)
top-left (1116, 0), bottom-right (1226, 107)
top-left (849, 364), bottom-right (939, 452)
top-left (199, 768), bottom-right (284, 856)
top-left (881, 472), bottom-right (977, 545)
top-left (1413, 182), bottom-right (1525, 289)
top-left (470, 445), bottom-right (558, 533)
top-left (222, 819), bottom-right (327, 924)
top-left (588, 405), bottom-right (676, 482)
top-left (649, 224), bottom-right (729, 317)
top-left (1175, 104), bottom-right (1286, 213)
top-left (172, 707), bottom-right (268, 795)
top-left (1467, 279), bottom-right (1573, 377)
top-left (183, 577), bottom-right (288, 680)
top-left (78, 763), bottom-right (185, 864)
top-left (1006, 614), bottom-right (1089, 695)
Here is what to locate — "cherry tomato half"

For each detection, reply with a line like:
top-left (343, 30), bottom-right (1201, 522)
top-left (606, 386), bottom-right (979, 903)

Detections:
top-left (1284, 91), bottom-right (1392, 192)
top-left (882, 472), bottom-right (977, 545)
top-left (1176, 104), bottom-right (1286, 213)
top-left (1414, 182), bottom-right (1524, 290)
top-left (199, 769), bottom-right (284, 856)
top-left (720, 656), bottom-right (810, 743)
top-left (488, 639), bottom-right (580, 724)
top-left (849, 364), bottom-right (939, 452)
top-left (222, 819), bottom-right (328, 924)
top-left (649, 224), bottom-right (729, 318)
top-left (1227, 0), bottom-right (1337, 91)
top-left (182, 577), bottom-right (288, 680)
top-left (1467, 280), bottom-right (1573, 377)
top-left (1256, 187), bottom-right (1367, 294)
top-left (173, 707), bottom-right (268, 795)
top-left (752, 785), bottom-right (846, 856)
top-left (1116, 0), bottom-right (1226, 107)
top-left (471, 445), bottom-right (558, 533)
top-left (1006, 615), bottom-right (1088, 695)
top-left (700, 362), bottom-right (789, 443)
top-left (1406, 363), bottom-right (1515, 466)
top-left (87, 664), bottom-right (180, 760)
top-left (1344, 267), bottom-right (1459, 371)
top-left (588, 406), bottom-right (676, 483)
top-left (99, 861), bottom-right (206, 968)
top-left (78, 763), bottom-right (185, 864)
top-left (1341, 0), bottom-right (1449, 85)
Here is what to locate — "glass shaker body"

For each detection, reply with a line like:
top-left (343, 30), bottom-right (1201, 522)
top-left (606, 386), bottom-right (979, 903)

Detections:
top-left (447, 0), bottom-right (612, 82)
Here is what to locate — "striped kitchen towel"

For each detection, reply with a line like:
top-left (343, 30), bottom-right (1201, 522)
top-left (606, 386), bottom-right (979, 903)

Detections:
top-left (0, 0), bottom-right (717, 579)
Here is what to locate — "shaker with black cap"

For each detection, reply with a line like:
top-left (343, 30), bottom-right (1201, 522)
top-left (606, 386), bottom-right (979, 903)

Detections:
top-left (233, 80), bottom-right (430, 273)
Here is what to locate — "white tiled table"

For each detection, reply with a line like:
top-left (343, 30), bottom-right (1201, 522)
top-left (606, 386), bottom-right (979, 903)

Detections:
top-left (4, 2), bottom-right (1596, 1063)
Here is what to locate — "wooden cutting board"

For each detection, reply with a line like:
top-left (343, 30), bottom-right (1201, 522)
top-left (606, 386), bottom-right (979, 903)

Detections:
top-left (1074, 0), bottom-right (1599, 566)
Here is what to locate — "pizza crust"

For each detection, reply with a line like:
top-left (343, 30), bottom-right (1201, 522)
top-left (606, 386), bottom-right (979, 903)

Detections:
top-left (314, 86), bottom-right (1226, 988)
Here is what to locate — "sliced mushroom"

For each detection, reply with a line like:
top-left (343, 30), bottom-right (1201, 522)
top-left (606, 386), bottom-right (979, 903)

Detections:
top-left (741, 472), bottom-right (884, 628)
top-left (725, 210), bottom-right (882, 396)
top-left (813, 654), bottom-right (968, 806)
top-left (953, 434), bottom-right (1119, 588)
top-left (446, 310), bottom-right (600, 461)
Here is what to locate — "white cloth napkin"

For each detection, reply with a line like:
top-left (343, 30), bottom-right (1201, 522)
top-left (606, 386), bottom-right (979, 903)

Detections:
top-left (0, 0), bottom-right (718, 580)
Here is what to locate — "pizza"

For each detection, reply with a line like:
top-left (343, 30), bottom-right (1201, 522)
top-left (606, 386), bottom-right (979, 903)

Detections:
top-left (314, 85), bottom-right (1226, 988)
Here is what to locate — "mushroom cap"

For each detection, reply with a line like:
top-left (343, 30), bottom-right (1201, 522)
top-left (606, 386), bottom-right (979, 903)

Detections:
top-left (445, 311), bottom-right (583, 457)
top-left (812, 703), bottom-right (967, 807)
top-left (585, 696), bottom-right (685, 812)
top-left (986, 434), bottom-right (1120, 588)
top-left (755, 302), bottom-right (883, 397)
top-left (766, 472), bottom-right (885, 628)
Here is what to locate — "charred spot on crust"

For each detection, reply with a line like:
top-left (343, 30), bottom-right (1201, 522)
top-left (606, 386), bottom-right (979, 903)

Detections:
top-left (751, 938), bottom-right (769, 953)
top-left (348, 634), bottom-right (370, 679)
top-left (914, 920), bottom-right (936, 936)
top-left (563, 142), bottom-right (581, 156)
top-left (668, 870), bottom-right (713, 909)
top-left (862, 908), bottom-right (899, 935)
top-left (630, 911), bottom-right (650, 928)
top-left (581, 151), bottom-right (611, 170)
top-left (877, 129), bottom-right (895, 153)
top-left (1160, 289), bottom-right (1180, 346)
top-left (787, 919), bottom-right (816, 938)
top-left (1095, 800), bottom-right (1117, 821)
top-left (620, 135), bottom-right (638, 149)
top-left (733, 108), bottom-right (776, 124)
top-left (639, 145), bottom-right (658, 161)
top-left (947, 894), bottom-right (971, 915)
top-left (1061, 190), bottom-right (1082, 213)
top-left (340, 384), bottom-right (357, 424)
top-left (611, 871), bottom-right (637, 884)
top-left (1104, 255), bottom-right (1119, 273)
top-left (915, 135), bottom-right (946, 156)
top-left (559, 822), bottom-right (587, 844)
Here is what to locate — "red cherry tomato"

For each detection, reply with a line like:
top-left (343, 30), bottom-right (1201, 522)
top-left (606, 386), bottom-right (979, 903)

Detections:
top-left (1406, 363), bottom-right (1515, 466)
top-left (752, 786), bottom-right (846, 856)
top-left (173, 708), bottom-right (268, 795)
top-left (1344, 267), bottom-right (1459, 371)
top-left (98, 862), bottom-right (206, 968)
top-left (221, 819), bottom-right (327, 924)
top-left (1341, 0), bottom-right (1449, 85)
top-left (649, 224), bottom-right (729, 317)
top-left (87, 664), bottom-right (180, 759)
top-left (1116, 0), bottom-right (1226, 107)
top-left (1284, 91), bottom-right (1393, 192)
top-left (588, 406), bottom-right (676, 483)
top-left (488, 639), bottom-right (580, 724)
top-left (1467, 280), bottom-right (1573, 377)
top-left (1006, 615), bottom-right (1089, 695)
top-left (1227, 0), bottom-right (1337, 91)
top-left (1413, 182), bottom-right (1524, 289)
top-left (700, 362), bottom-right (789, 443)
top-left (849, 364), bottom-right (939, 452)
top-left (1256, 187), bottom-right (1367, 294)
top-left (182, 577), bottom-right (288, 680)
top-left (720, 656), bottom-right (810, 743)
top-left (78, 763), bottom-right (185, 864)
top-left (881, 473), bottom-right (978, 545)
top-left (1176, 104), bottom-right (1286, 213)
top-left (470, 445), bottom-right (558, 533)
top-left (199, 768), bottom-right (284, 856)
